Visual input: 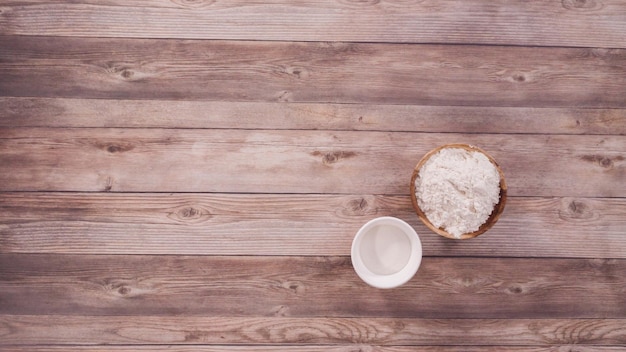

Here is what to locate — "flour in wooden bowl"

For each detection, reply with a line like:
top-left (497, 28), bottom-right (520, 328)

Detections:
top-left (413, 146), bottom-right (502, 239)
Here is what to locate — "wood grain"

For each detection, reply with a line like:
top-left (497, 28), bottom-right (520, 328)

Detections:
top-left (2, 97), bottom-right (625, 135)
top-left (1, 128), bottom-right (624, 196)
top-left (2, 36), bottom-right (626, 107)
top-left (0, 315), bottom-right (625, 346)
top-left (2, 1), bottom-right (625, 351)
top-left (2, 347), bottom-right (624, 352)
top-left (1, 1), bottom-right (626, 48)
top-left (1, 255), bottom-right (624, 318)
top-left (1, 193), bottom-right (625, 258)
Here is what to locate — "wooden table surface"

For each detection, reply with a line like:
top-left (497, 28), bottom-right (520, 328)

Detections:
top-left (1, 1), bottom-right (626, 351)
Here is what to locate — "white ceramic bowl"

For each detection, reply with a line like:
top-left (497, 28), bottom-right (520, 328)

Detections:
top-left (351, 216), bottom-right (422, 289)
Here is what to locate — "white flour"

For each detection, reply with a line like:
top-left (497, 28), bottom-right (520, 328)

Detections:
top-left (415, 147), bottom-right (501, 238)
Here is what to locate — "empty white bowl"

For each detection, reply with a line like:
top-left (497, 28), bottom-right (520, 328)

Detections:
top-left (351, 216), bottom-right (422, 289)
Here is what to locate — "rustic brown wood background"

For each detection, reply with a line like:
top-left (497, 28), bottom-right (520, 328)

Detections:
top-left (1, 1), bottom-right (625, 351)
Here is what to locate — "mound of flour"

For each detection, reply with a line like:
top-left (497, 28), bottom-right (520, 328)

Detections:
top-left (415, 147), bottom-right (501, 238)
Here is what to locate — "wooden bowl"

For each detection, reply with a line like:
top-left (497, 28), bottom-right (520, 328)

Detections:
top-left (409, 144), bottom-right (507, 240)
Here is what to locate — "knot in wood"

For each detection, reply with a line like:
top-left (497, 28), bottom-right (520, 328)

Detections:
top-left (581, 154), bottom-right (621, 169)
top-left (184, 331), bottom-right (207, 342)
top-left (285, 66), bottom-right (309, 79)
top-left (559, 198), bottom-right (594, 220)
top-left (105, 62), bottom-right (145, 81)
top-left (177, 206), bottom-right (206, 219)
top-left (562, 0), bottom-right (601, 10)
top-left (172, 0), bottom-right (215, 8)
top-left (107, 145), bottom-right (122, 153)
top-left (569, 200), bottom-right (587, 214)
top-left (344, 197), bottom-right (371, 216)
top-left (599, 158), bottom-right (612, 168)
top-left (507, 285), bottom-right (524, 295)
top-left (168, 204), bottom-right (212, 224)
top-left (106, 280), bottom-right (135, 297)
top-left (277, 90), bottom-right (293, 102)
top-left (124, 70), bottom-right (136, 79)
top-left (103, 176), bottom-right (114, 192)
top-left (181, 207), bottom-right (200, 218)
top-left (117, 286), bottom-right (131, 295)
top-left (312, 150), bottom-right (357, 165)
top-left (272, 305), bottom-right (291, 316)
top-left (282, 281), bottom-right (306, 295)
top-left (339, 0), bottom-right (381, 7)
top-left (323, 152), bottom-right (341, 164)
top-left (95, 141), bottom-right (134, 154)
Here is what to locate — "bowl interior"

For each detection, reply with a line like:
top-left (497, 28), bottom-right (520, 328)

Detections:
top-left (409, 144), bottom-right (507, 240)
top-left (351, 216), bottom-right (422, 288)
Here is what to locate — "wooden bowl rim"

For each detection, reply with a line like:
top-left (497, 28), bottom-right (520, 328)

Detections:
top-left (410, 143), bottom-right (507, 240)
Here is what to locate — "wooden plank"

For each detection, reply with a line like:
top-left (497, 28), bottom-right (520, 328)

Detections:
top-left (1, 255), bottom-right (624, 318)
top-left (2, 97), bottom-right (625, 135)
top-left (1, 193), bottom-right (625, 258)
top-left (2, 347), bottom-right (624, 352)
top-left (0, 128), bottom-right (624, 197)
top-left (0, 315), bottom-right (624, 346)
top-left (1, 1), bottom-right (626, 48)
top-left (2, 37), bottom-right (626, 108)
